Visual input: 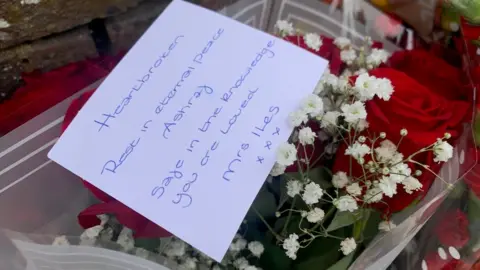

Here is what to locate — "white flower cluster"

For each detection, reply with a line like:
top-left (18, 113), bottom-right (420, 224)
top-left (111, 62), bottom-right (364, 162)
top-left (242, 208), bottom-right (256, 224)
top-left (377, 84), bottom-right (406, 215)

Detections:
top-left (333, 36), bottom-right (389, 70)
top-left (162, 235), bottom-right (264, 270)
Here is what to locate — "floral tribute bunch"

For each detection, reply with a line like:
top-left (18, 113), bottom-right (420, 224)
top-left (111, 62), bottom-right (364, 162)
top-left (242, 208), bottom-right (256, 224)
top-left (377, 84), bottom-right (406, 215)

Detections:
top-left (55, 20), bottom-right (471, 270)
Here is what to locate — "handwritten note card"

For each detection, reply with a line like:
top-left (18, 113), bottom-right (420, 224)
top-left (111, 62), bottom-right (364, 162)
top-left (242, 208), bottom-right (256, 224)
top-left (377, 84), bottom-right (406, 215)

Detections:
top-left (48, 0), bottom-right (328, 261)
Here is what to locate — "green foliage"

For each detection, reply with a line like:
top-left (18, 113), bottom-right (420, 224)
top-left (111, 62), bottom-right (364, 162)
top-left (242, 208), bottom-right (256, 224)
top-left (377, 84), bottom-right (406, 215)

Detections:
top-left (259, 241), bottom-right (293, 270)
top-left (246, 184), bottom-right (278, 222)
top-left (294, 236), bottom-right (343, 270)
top-left (327, 210), bottom-right (362, 232)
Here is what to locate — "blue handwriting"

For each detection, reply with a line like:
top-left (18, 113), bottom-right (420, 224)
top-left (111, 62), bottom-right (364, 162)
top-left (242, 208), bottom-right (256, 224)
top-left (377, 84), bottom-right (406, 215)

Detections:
top-left (101, 138), bottom-right (141, 174)
top-left (220, 88), bottom-right (259, 135)
top-left (94, 35), bottom-right (184, 131)
top-left (155, 28), bottom-right (224, 115)
top-left (172, 173), bottom-right (198, 208)
top-left (200, 141), bottom-right (220, 166)
top-left (220, 40), bottom-right (275, 103)
top-left (251, 106), bottom-right (280, 137)
top-left (222, 143), bottom-right (249, 181)
top-left (198, 106), bottom-right (223, 133)
top-left (162, 85), bottom-right (213, 139)
top-left (151, 159), bottom-right (184, 199)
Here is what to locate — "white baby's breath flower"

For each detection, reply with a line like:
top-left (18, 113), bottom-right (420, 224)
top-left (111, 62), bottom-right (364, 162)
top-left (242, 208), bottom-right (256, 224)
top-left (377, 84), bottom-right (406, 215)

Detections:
top-left (276, 142), bottom-right (297, 166)
top-left (340, 238), bottom-right (357, 255)
top-left (287, 180), bottom-right (303, 197)
top-left (378, 220), bottom-right (396, 232)
top-left (233, 257), bottom-right (250, 269)
top-left (80, 225), bottom-right (103, 241)
top-left (52, 235), bottom-right (70, 246)
top-left (340, 49), bottom-right (357, 65)
top-left (230, 238), bottom-right (247, 253)
top-left (389, 162), bottom-right (411, 183)
top-left (374, 140), bottom-right (397, 162)
top-left (270, 162), bottom-right (286, 176)
top-left (374, 78), bottom-right (394, 101)
top-left (306, 207), bottom-right (325, 223)
top-left (304, 33), bottom-right (322, 51)
top-left (289, 110), bottom-right (308, 127)
top-left (433, 140), bottom-right (454, 163)
top-left (275, 20), bottom-right (294, 36)
top-left (378, 176), bottom-right (397, 198)
top-left (180, 257), bottom-right (198, 270)
top-left (248, 241), bottom-right (264, 257)
top-left (335, 77), bottom-right (350, 94)
top-left (323, 72), bottom-right (339, 88)
top-left (364, 187), bottom-right (383, 203)
top-left (302, 94), bottom-right (324, 117)
top-left (332, 171), bottom-right (350, 188)
top-left (298, 126), bottom-right (317, 145)
top-left (333, 195), bottom-right (358, 212)
top-left (346, 182), bottom-right (362, 196)
top-left (135, 248), bottom-right (150, 259)
top-left (341, 101), bottom-right (367, 124)
top-left (402, 176), bottom-right (423, 194)
top-left (302, 182), bottom-right (324, 205)
top-left (355, 119), bottom-right (369, 132)
top-left (282, 233), bottom-right (300, 260)
top-left (354, 73), bottom-right (377, 100)
top-left (165, 239), bottom-right (186, 258)
top-left (354, 68), bottom-right (368, 75)
top-left (321, 111), bottom-right (340, 129)
top-left (334, 37), bottom-right (351, 49)
top-left (117, 227), bottom-right (135, 251)
top-left (245, 266), bottom-right (258, 270)
top-left (366, 48), bottom-right (389, 67)
top-left (345, 142), bottom-right (370, 160)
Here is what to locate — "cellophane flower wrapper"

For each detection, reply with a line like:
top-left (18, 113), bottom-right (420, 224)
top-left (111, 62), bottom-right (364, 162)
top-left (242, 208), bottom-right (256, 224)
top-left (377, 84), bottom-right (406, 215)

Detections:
top-left (0, 1), bottom-right (477, 270)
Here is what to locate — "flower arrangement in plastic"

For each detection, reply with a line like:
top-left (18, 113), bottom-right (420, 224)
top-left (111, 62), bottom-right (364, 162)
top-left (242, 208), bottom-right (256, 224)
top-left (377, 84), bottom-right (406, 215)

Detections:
top-left (54, 20), bottom-right (473, 270)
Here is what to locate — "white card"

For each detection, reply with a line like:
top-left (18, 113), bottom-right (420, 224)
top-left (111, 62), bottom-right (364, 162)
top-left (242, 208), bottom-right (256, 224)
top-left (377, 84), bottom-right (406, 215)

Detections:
top-left (48, 0), bottom-right (328, 261)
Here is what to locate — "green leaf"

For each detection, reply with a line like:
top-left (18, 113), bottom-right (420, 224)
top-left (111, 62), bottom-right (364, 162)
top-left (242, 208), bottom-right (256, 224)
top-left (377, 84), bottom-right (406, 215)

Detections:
top-left (361, 210), bottom-right (382, 246)
top-left (259, 241), bottom-right (292, 270)
top-left (326, 210), bottom-right (363, 232)
top-left (134, 238), bottom-right (160, 252)
top-left (246, 184), bottom-right (277, 221)
top-left (294, 237), bottom-right (342, 270)
top-left (285, 167), bottom-right (332, 189)
top-left (277, 177), bottom-right (291, 210)
top-left (326, 252), bottom-right (355, 270)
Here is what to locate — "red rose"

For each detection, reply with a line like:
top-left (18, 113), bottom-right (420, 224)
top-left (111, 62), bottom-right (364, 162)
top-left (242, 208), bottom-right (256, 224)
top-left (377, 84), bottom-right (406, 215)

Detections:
top-left (333, 67), bottom-right (470, 213)
top-left (435, 209), bottom-right (470, 248)
top-left (62, 89), bottom-right (171, 238)
top-left (387, 49), bottom-right (469, 101)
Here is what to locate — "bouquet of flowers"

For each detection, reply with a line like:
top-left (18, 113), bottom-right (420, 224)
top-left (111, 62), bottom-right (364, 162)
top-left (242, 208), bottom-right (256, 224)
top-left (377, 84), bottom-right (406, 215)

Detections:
top-left (53, 20), bottom-right (474, 270)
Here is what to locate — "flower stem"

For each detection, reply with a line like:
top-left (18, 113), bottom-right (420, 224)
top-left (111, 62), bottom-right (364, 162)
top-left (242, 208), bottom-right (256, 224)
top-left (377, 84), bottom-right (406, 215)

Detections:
top-left (282, 197), bottom-right (297, 236)
top-left (252, 206), bottom-right (283, 241)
